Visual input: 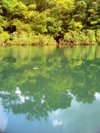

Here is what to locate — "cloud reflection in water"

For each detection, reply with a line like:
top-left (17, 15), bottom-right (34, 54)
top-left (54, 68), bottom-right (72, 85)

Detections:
top-left (0, 99), bottom-right (8, 132)
top-left (50, 92), bottom-right (100, 133)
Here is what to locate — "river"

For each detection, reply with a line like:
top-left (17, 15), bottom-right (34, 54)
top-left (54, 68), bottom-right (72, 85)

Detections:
top-left (0, 45), bottom-right (100, 133)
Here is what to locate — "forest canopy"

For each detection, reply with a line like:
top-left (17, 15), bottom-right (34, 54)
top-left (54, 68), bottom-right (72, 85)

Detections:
top-left (0, 0), bottom-right (100, 45)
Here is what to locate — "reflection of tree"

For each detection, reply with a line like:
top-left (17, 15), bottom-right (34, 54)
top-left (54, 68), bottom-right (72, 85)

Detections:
top-left (0, 87), bottom-right (72, 121)
top-left (0, 46), bottom-right (100, 121)
top-left (0, 93), bottom-right (49, 121)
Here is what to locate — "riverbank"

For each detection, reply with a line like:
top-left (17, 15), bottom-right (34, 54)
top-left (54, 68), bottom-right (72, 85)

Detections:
top-left (1, 0), bottom-right (100, 47)
top-left (0, 29), bottom-right (100, 47)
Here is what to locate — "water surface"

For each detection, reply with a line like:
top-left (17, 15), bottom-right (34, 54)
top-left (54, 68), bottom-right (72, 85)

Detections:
top-left (0, 45), bottom-right (100, 133)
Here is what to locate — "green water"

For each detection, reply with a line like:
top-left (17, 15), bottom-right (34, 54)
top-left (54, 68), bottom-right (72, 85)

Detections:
top-left (0, 45), bottom-right (100, 133)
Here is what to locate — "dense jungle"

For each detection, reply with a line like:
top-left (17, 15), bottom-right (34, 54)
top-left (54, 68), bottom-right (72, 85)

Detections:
top-left (0, 0), bottom-right (100, 46)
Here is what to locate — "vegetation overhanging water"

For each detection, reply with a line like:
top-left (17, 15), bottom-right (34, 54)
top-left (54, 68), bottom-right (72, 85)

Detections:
top-left (0, 0), bottom-right (100, 46)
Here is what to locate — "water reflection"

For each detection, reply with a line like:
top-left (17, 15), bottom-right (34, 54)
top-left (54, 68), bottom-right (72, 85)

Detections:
top-left (0, 91), bottom-right (100, 133)
top-left (0, 46), bottom-right (100, 132)
top-left (50, 93), bottom-right (100, 133)
top-left (0, 99), bottom-right (8, 133)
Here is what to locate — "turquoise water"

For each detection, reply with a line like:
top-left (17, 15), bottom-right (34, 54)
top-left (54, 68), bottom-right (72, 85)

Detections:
top-left (0, 46), bottom-right (100, 133)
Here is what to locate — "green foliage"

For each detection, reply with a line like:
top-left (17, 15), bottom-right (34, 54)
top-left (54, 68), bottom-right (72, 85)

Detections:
top-left (2, 0), bottom-right (18, 13)
top-left (96, 30), bottom-right (100, 44)
top-left (31, 34), bottom-right (56, 45)
top-left (8, 31), bottom-right (31, 45)
top-left (68, 19), bottom-right (83, 31)
top-left (46, 17), bottom-right (62, 37)
top-left (0, 15), bottom-right (3, 23)
top-left (28, 4), bottom-right (36, 10)
top-left (64, 30), bottom-right (96, 45)
top-left (49, 0), bottom-right (75, 12)
top-left (1, 0), bottom-right (100, 44)
top-left (86, 30), bottom-right (96, 44)
top-left (7, 31), bottom-right (56, 45)
top-left (10, 19), bottom-right (32, 33)
top-left (0, 32), bottom-right (10, 45)
top-left (0, 27), bottom-right (3, 33)
top-left (13, 1), bottom-right (28, 17)
top-left (87, 0), bottom-right (100, 29)
top-left (74, 0), bottom-right (87, 23)
top-left (0, 5), bottom-right (3, 14)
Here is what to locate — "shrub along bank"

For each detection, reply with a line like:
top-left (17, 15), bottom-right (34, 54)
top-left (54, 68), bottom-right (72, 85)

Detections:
top-left (0, 0), bottom-right (100, 46)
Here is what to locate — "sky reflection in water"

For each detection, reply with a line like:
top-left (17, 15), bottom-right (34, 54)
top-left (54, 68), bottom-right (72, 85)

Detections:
top-left (0, 91), bottom-right (100, 133)
top-left (0, 98), bottom-right (8, 132)
top-left (0, 46), bottom-right (100, 133)
top-left (50, 93), bottom-right (100, 133)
